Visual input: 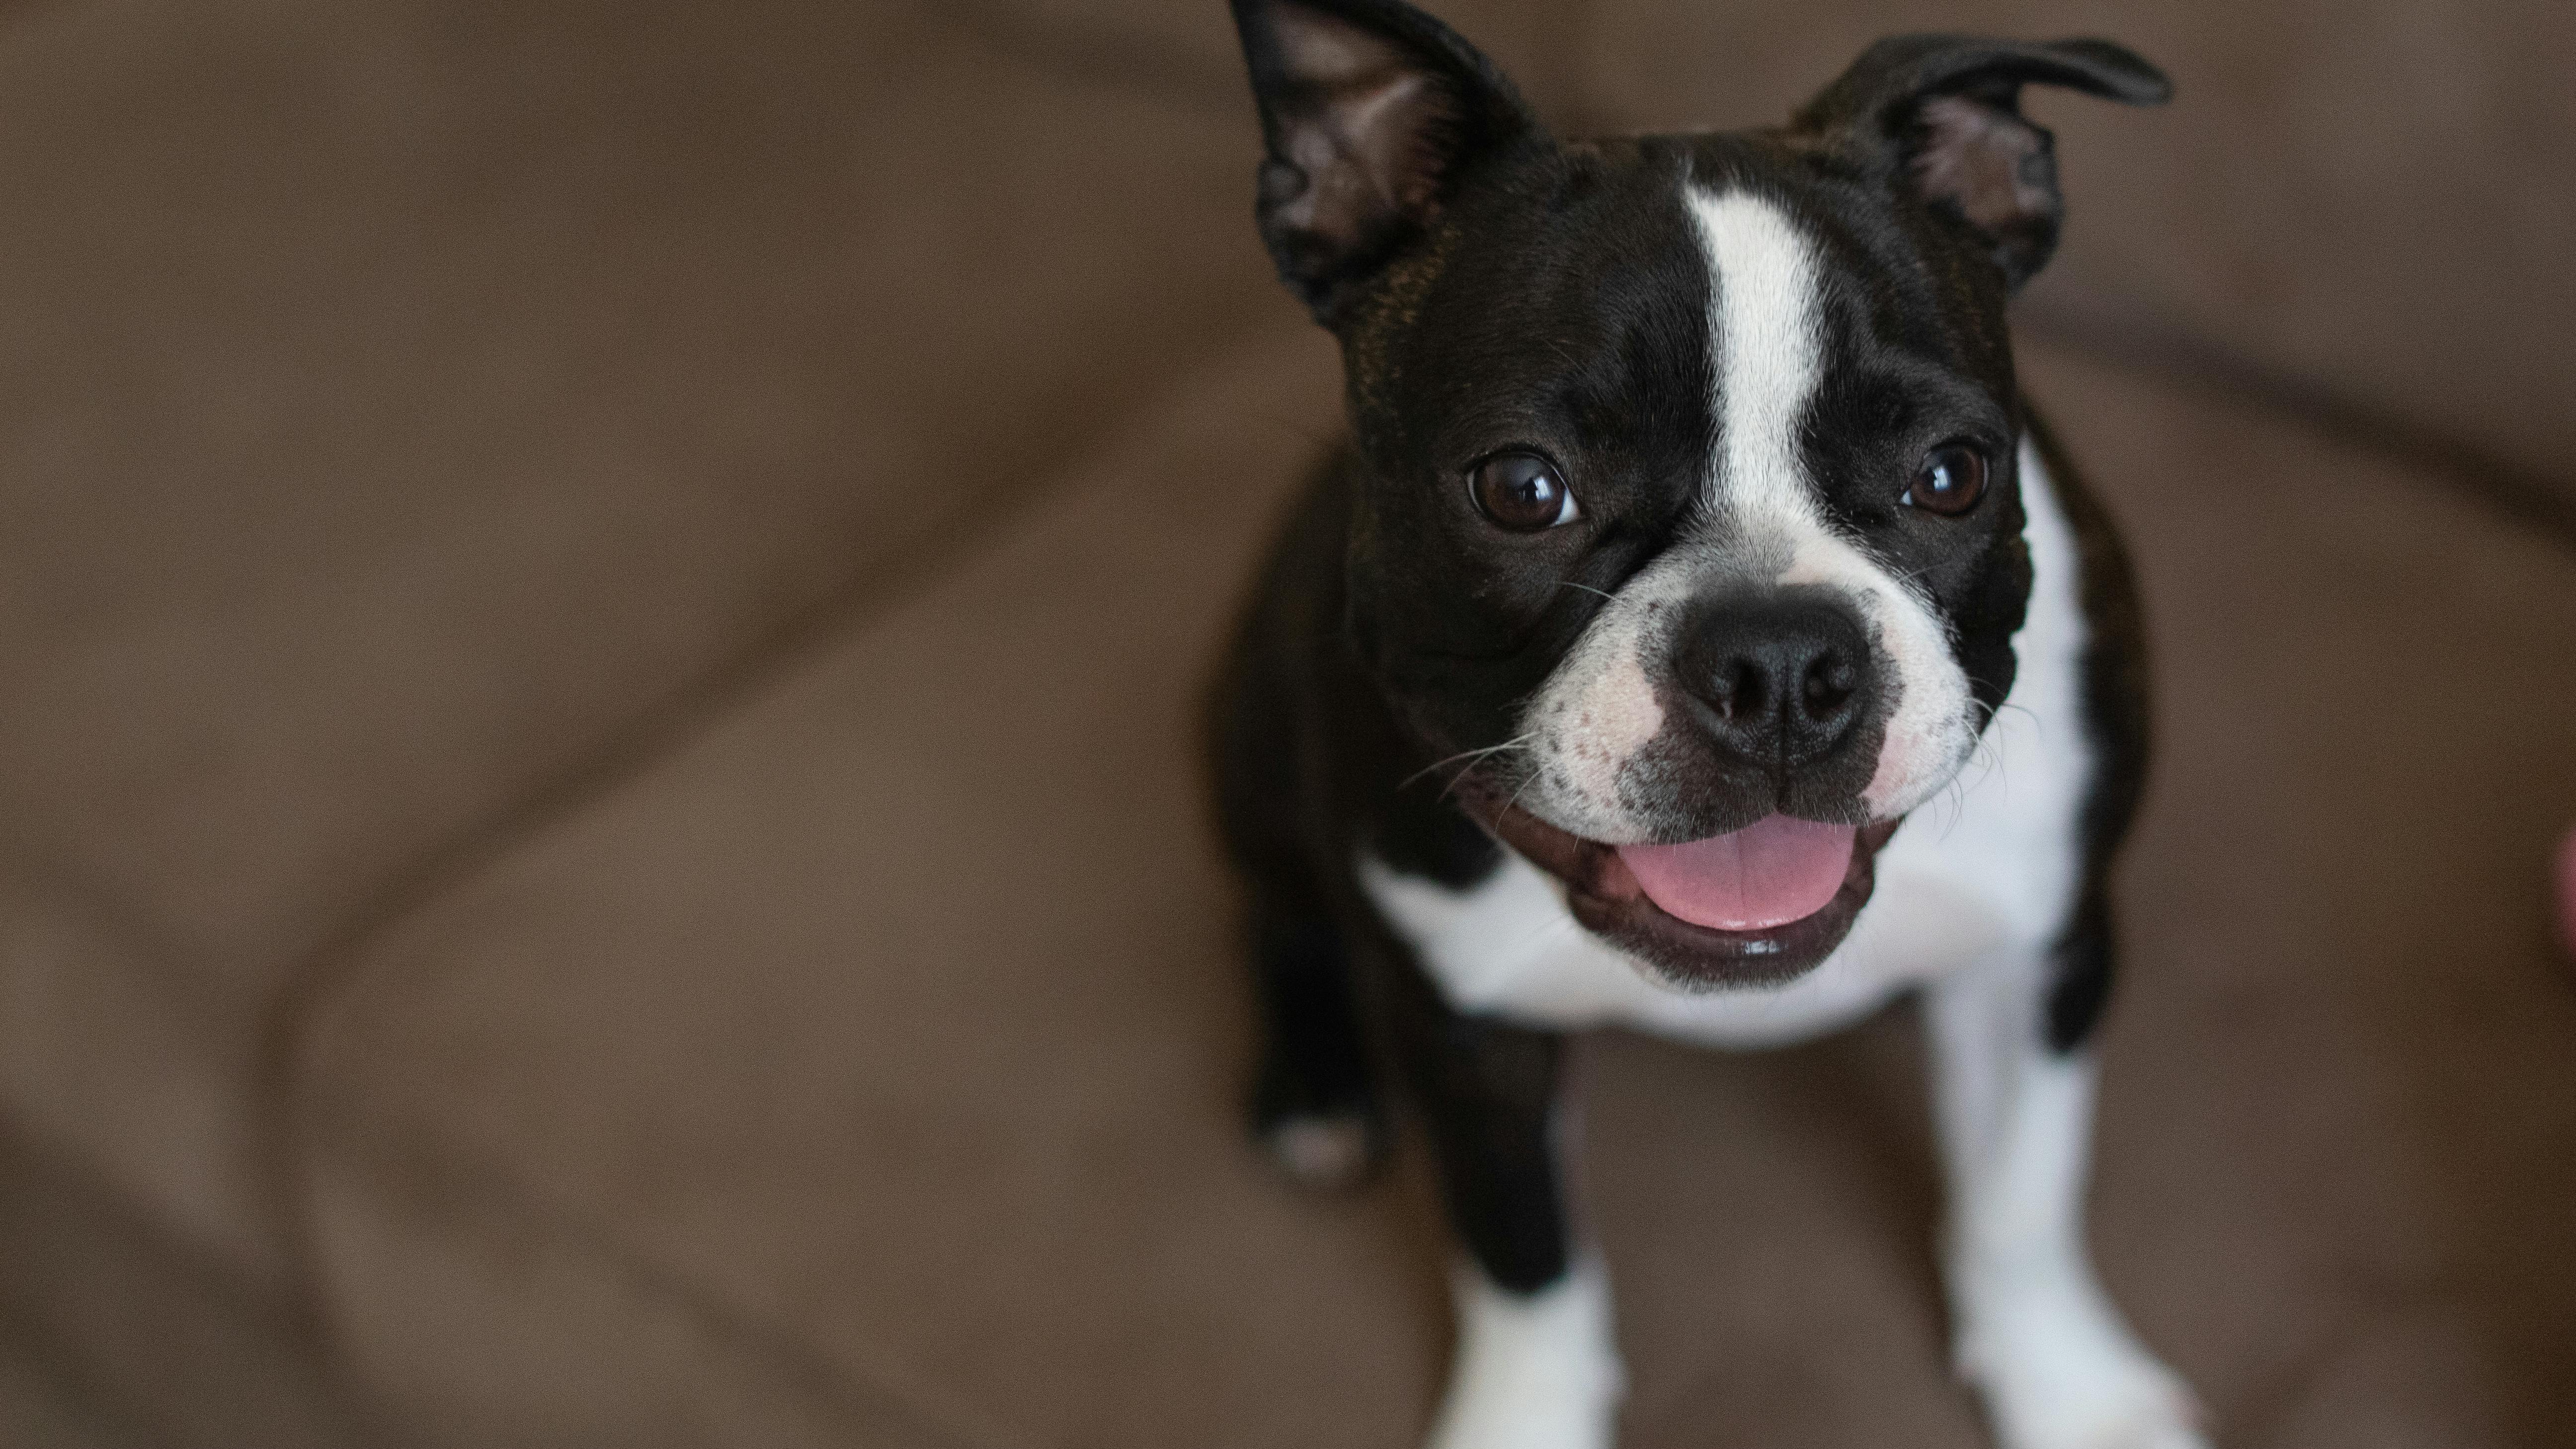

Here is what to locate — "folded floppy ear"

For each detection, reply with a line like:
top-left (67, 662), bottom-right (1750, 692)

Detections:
top-left (1793, 36), bottom-right (2170, 290)
top-left (1230, 0), bottom-right (1540, 322)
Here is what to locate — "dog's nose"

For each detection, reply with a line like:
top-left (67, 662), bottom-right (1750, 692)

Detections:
top-left (1675, 588), bottom-right (1872, 768)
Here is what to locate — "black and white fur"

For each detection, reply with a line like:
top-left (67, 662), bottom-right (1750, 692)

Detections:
top-left (1208, 4), bottom-right (2191, 1445)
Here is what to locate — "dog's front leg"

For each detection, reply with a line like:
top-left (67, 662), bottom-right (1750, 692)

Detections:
top-left (1383, 965), bottom-right (1621, 1449)
top-left (1924, 953), bottom-right (2209, 1449)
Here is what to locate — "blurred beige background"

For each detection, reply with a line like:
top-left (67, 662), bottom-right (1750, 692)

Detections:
top-left (1, 2), bottom-right (2570, 1447)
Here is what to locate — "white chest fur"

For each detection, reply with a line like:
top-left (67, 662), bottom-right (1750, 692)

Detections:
top-left (1361, 442), bottom-right (2094, 1048)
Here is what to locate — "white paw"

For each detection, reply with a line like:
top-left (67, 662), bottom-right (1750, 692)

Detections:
top-left (1426, 1264), bottom-right (1622, 1449)
top-left (1955, 1277), bottom-right (2209, 1449)
top-left (1261, 1113), bottom-right (1376, 1189)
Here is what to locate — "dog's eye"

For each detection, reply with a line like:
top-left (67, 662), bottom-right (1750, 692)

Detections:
top-left (1469, 452), bottom-right (1580, 533)
top-left (1903, 444), bottom-right (1988, 516)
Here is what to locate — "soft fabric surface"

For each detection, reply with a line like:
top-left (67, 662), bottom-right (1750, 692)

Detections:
top-left (0, 0), bottom-right (1269, 1290)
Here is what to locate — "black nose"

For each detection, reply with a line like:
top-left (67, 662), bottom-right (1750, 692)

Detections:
top-left (1674, 587), bottom-right (1873, 769)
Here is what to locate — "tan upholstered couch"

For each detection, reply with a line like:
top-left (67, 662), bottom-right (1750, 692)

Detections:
top-left (2, 2), bottom-right (2570, 1445)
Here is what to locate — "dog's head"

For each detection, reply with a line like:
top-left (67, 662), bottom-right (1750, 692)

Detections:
top-left (1229, 0), bottom-right (2167, 987)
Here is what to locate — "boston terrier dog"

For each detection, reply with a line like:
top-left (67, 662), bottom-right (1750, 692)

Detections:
top-left (1209, 2), bottom-right (2199, 1447)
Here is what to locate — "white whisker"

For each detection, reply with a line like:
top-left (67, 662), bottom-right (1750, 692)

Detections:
top-left (1399, 732), bottom-right (1538, 791)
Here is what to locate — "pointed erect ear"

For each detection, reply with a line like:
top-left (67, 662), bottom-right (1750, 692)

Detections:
top-left (1793, 35), bottom-right (2170, 290)
top-left (1230, 0), bottom-right (1540, 322)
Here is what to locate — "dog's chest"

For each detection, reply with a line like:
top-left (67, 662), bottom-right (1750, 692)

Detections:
top-left (1361, 443), bottom-right (2095, 1047)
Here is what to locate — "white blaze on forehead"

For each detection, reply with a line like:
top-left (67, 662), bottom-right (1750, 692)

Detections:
top-left (1689, 187), bottom-right (1825, 530)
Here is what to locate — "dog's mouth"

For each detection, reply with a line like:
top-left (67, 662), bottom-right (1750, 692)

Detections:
top-left (1459, 789), bottom-right (1901, 990)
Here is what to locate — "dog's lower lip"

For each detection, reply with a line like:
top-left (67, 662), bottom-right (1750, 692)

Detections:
top-left (1451, 785), bottom-right (1901, 987)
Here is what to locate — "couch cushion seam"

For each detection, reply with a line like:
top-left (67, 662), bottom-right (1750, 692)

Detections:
top-left (296, 1103), bottom-right (1034, 1449)
top-left (249, 305), bottom-right (1280, 1326)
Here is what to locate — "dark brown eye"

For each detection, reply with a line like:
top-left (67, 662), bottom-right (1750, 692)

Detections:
top-left (1468, 451), bottom-right (1579, 532)
top-left (1905, 443), bottom-right (1988, 515)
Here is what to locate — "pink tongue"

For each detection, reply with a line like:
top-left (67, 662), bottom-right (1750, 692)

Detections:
top-left (1615, 816), bottom-right (1857, 931)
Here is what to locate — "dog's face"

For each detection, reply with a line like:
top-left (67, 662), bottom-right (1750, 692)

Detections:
top-left (1232, 1), bottom-right (2166, 985)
